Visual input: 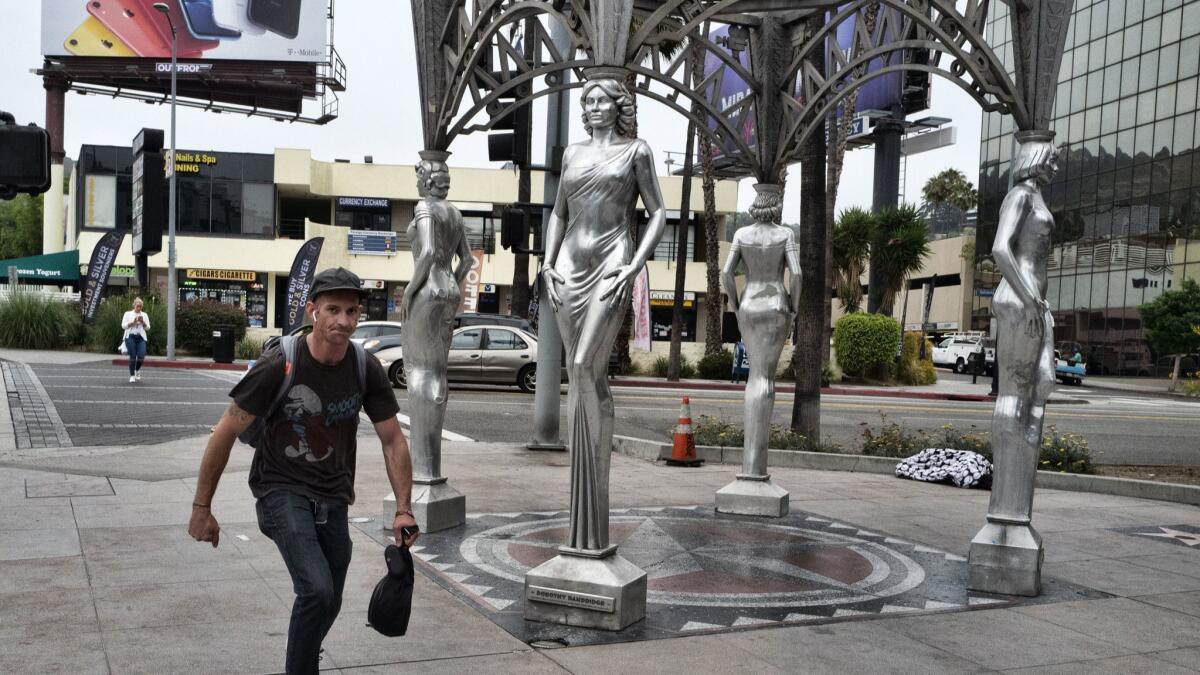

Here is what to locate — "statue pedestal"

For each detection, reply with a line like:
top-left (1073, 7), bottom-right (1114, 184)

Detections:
top-left (715, 474), bottom-right (789, 517)
top-left (382, 478), bottom-right (465, 534)
top-left (968, 520), bottom-right (1043, 596)
top-left (524, 547), bottom-right (647, 631)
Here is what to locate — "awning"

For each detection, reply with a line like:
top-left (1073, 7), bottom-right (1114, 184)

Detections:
top-left (0, 250), bottom-right (81, 282)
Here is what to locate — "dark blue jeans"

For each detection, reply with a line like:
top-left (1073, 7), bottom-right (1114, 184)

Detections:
top-left (124, 335), bottom-right (146, 376)
top-left (256, 491), bottom-right (352, 675)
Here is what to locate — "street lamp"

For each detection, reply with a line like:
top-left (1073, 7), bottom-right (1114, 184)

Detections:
top-left (152, 2), bottom-right (178, 360)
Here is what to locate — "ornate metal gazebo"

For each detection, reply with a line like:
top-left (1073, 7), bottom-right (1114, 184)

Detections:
top-left (408, 0), bottom-right (1072, 612)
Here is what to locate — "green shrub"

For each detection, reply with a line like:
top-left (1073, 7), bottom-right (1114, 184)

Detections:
top-left (1182, 371), bottom-right (1200, 397)
top-left (691, 414), bottom-right (743, 447)
top-left (697, 350), bottom-right (733, 380)
top-left (685, 415), bottom-right (845, 452)
top-left (822, 361), bottom-right (835, 387)
top-left (1039, 425), bottom-right (1094, 474)
top-left (860, 414), bottom-right (929, 458)
top-left (897, 331), bottom-right (938, 385)
top-left (86, 294), bottom-right (169, 355)
top-left (176, 301), bottom-right (247, 354)
top-left (678, 355), bottom-right (696, 379)
top-left (0, 289), bottom-right (82, 349)
top-left (652, 354), bottom-right (695, 378)
top-left (236, 335), bottom-right (264, 360)
top-left (833, 312), bottom-right (900, 377)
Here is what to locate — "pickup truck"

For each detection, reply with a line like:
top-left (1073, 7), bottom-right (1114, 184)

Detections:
top-left (933, 335), bottom-right (994, 374)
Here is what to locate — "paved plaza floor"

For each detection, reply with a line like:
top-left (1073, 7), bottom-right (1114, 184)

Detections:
top-left (3, 432), bottom-right (1200, 674)
top-left (0, 348), bottom-right (1198, 673)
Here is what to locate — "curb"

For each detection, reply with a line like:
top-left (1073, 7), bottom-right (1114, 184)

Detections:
top-left (112, 358), bottom-right (246, 371)
top-left (612, 435), bottom-right (1200, 507)
top-left (610, 378), bottom-right (1087, 405)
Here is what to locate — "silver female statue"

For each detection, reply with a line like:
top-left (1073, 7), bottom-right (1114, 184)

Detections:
top-left (715, 184), bottom-right (799, 517)
top-left (400, 151), bottom-right (471, 484)
top-left (969, 131), bottom-right (1058, 595)
top-left (541, 76), bottom-right (666, 553)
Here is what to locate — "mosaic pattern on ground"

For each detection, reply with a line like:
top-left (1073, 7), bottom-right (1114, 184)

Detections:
top-left (358, 505), bottom-right (1107, 647)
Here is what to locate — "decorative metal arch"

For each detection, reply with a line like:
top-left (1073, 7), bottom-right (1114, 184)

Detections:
top-left (411, 0), bottom-right (1071, 182)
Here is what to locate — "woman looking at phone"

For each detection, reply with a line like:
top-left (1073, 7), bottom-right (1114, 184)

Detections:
top-left (121, 297), bottom-right (150, 383)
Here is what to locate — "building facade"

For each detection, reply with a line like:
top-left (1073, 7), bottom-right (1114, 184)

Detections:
top-left (67, 146), bottom-right (739, 338)
top-left (976, 0), bottom-right (1200, 375)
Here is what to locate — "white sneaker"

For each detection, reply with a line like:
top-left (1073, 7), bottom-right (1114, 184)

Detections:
top-left (135, 371), bottom-right (142, 381)
top-left (129, 376), bottom-right (136, 383)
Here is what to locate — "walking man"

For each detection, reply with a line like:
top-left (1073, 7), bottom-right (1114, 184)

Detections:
top-left (188, 267), bottom-right (418, 674)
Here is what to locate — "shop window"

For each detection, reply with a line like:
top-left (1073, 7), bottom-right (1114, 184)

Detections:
top-left (210, 181), bottom-right (241, 235)
top-left (241, 183), bottom-right (274, 236)
top-left (177, 177), bottom-right (210, 234)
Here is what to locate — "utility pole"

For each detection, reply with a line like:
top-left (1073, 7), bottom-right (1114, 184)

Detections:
top-left (153, 3), bottom-right (179, 359)
top-left (667, 125), bottom-right (697, 380)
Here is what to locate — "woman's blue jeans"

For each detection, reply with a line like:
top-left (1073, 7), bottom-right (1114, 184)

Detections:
top-left (124, 335), bottom-right (146, 376)
top-left (256, 491), bottom-right (352, 675)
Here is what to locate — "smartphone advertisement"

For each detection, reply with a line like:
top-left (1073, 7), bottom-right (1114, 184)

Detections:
top-left (43, 0), bottom-right (326, 62)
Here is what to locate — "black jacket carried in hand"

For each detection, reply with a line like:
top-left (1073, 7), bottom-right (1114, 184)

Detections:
top-left (367, 543), bottom-right (414, 637)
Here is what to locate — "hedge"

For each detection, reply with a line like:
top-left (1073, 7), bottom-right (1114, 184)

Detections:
top-left (833, 312), bottom-right (900, 377)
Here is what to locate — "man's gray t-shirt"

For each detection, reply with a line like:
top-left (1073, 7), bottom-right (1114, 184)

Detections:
top-left (231, 337), bottom-right (399, 505)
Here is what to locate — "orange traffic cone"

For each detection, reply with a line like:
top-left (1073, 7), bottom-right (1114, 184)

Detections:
top-left (665, 396), bottom-right (703, 467)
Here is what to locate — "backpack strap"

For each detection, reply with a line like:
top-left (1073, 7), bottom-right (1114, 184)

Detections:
top-left (263, 335), bottom-right (299, 420)
top-left (352, 341), bottom-right (367, 394)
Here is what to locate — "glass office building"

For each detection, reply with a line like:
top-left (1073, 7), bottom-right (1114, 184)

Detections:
top-left (975, 0), bottom-right (1200, 375)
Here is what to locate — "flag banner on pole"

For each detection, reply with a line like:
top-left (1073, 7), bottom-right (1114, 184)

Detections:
top-left (80, 231), bottom-right (126, 323)
top-left (285, 237), bottom-right (324, 334)
top-left (631, 265), bottom-right (651, 352)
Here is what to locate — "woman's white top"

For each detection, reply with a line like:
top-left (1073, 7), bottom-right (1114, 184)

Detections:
top-left (121, 310), bottom-right (150, 340)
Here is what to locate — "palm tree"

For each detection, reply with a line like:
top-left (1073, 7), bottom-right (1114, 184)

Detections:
top-left (832, 207), bottom-right (873, 312)
top-left (791, 13), bottom-right (827, 441)
top-left (869, 205), bottom-right (931, 315)
top-left (922, 168), bottom-right (978, 212)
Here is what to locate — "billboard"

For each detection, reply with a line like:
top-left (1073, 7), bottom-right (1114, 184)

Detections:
top-left (703, 10), bottom-right (930, 165)
top-left (42, 0), bottom-right (327, 62)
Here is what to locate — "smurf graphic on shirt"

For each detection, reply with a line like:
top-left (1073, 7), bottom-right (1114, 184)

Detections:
top-left (281, 385), bottom-right (332, 463)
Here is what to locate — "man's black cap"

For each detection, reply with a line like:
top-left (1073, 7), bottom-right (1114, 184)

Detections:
top-left (309, 267), bottom-right (368, 301)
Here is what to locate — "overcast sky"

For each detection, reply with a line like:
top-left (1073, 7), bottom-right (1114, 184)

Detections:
top-left (3, 2), bottom-right (983, 216)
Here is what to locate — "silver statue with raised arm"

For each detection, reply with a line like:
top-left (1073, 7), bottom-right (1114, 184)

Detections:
top-left (388, 150), bottom-right (472, 533)
top-left (715, 184), bottom-right (800, 517)
top-left (524, 72), bottom-right (666, 630)
top-left (968, 131), bottom-right (1059, 596)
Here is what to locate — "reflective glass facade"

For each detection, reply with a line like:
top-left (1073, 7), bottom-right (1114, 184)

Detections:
top-left (976, 0), bottom-right (1200, 375)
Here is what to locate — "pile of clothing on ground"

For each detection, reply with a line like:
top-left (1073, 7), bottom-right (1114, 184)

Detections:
top-left (895, 448), bottom-right (993, 489)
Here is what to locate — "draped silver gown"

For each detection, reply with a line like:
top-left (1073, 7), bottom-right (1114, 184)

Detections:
top-left (552, 139), bottom-right (644, 552)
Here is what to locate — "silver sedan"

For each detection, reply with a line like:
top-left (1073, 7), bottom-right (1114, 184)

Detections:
top-left (376, 324), bottom-right (563, 394)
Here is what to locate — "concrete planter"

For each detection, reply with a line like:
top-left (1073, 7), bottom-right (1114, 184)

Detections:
top-left (612, 435), bottom-right (1200, 507)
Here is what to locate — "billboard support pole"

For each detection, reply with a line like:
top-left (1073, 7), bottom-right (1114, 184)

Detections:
top-left (867, 109), bottom-right (903, 315)
top-left (41, 76), bottom-right (67, 257)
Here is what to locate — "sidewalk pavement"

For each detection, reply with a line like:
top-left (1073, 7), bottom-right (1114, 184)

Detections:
top-left (3, 426), bottom-right (1200, 674)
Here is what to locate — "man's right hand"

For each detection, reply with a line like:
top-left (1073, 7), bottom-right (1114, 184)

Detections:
top-left (188, 507), bottom-right (221, 548)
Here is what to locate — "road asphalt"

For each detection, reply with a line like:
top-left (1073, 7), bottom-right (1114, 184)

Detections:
top-left (1, 348), bottom-right (1199, 674)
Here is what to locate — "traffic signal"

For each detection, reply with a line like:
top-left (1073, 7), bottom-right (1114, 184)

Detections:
top-left (501, 206), bottom-right (526, 251)
top-left (0, 112), bottom-right (50, 200)
top-left (479, 49), bottom-right (531, 166)
top-left (500, 203), bottom-right (545, 253)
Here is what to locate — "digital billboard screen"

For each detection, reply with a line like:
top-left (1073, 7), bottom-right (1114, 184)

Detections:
top-left (42, 0), bottom-right (327, 62)
top-left (703, 10), bottom-right (929, 167)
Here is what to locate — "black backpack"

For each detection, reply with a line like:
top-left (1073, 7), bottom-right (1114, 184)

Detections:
top-left (237, 335), bottom-right (368, 448)
top-left (367, 542), bottom-right (415, 637)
